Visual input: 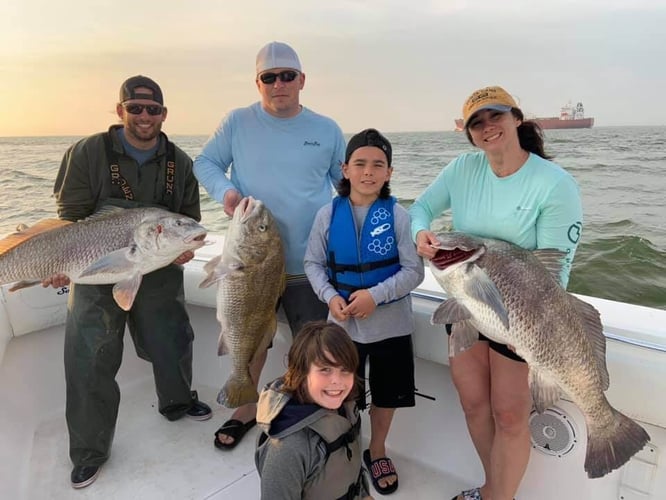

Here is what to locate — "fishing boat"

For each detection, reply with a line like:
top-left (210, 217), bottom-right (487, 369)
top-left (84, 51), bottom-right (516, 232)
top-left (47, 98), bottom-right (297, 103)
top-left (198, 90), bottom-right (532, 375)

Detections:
top-left (1, 234), bottom-right (664, 499)
top-left (455, 102), bottom-right (595, 131)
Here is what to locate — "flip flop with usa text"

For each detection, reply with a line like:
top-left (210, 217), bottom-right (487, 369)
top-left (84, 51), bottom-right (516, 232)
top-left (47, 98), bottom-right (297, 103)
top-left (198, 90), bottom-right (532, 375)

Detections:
top-left (363, 449), bottom-right (398, 495)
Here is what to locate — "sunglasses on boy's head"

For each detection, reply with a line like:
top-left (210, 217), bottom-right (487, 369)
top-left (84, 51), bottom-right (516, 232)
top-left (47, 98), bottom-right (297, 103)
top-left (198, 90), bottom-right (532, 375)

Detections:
top-left (122, 103), bottom-right (164, 116)
top-left (258, 70), bottom-right (299, 84)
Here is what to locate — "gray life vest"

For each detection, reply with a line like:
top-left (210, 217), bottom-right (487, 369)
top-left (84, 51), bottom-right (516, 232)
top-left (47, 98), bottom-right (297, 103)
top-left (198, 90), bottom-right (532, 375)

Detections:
top-left (301, 401), bottom-right (365, 500)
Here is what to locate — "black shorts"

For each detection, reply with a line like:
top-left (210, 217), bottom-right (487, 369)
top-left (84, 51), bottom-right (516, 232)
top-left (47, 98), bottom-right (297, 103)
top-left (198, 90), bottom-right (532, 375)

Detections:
top-left (354, 334), bottom-right (416, 410)
top-left (445, 324), bottom-right (525, 363)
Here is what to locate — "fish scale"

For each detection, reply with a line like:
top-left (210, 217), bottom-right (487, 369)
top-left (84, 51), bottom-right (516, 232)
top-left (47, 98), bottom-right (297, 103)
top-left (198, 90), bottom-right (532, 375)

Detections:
top-left (429, 232), bottom-right (650, 479)
top-left (0, 215), bottom-right (139, 282)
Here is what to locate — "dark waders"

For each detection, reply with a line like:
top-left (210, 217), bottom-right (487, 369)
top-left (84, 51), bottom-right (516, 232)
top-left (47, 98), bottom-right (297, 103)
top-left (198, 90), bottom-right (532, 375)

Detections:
top-left (64, 264), bottom-right (194, 466)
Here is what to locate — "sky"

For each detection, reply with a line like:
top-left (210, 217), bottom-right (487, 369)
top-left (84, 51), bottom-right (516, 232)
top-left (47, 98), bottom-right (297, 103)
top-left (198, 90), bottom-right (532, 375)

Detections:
top-left (2, 0), bottom-right (666, 136)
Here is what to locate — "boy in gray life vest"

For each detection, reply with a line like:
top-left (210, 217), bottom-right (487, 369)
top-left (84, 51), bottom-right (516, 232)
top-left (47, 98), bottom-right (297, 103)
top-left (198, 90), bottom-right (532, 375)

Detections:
top-left (304, 128), bottom-right (424, 495)
top-left (255, 321), bottom-right (372, 499)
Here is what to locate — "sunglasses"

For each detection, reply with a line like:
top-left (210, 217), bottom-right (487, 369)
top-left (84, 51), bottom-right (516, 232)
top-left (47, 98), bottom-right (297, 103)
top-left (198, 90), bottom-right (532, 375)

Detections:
top-left (258, 70), bottom-right (299, 84)
top-left (123, 103), bottom-right (164, 116)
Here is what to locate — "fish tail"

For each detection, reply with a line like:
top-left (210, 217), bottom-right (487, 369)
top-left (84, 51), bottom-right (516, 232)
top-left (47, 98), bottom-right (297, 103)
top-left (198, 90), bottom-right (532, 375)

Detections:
top-left (217, 375), bottom-right (259, 409)
top-left (585, 408), bottom-right (650, 478)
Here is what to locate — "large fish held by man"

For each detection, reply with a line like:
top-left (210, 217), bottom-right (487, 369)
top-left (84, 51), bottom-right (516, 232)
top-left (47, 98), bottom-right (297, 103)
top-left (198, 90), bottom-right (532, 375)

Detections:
top-left (428, 232), bottom-right (650, 479)
top-left (0, 207), bottom-right (207, 310)
top-left (199, 196), bottom-right (285, 408)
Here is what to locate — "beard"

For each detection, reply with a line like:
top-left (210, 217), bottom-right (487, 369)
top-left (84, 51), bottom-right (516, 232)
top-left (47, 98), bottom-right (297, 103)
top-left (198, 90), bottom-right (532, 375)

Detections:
top-left (124, 119), bottom-right (163, 146)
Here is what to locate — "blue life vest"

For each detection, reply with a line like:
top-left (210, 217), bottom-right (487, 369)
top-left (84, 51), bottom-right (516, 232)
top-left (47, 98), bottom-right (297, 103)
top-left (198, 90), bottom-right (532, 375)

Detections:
top-left (326, 196), bottom-right (401, 301)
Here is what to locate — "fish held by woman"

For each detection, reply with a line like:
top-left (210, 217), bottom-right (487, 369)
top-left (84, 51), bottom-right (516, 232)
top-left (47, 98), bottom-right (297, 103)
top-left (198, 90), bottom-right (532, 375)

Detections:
top-left (428, 231), bottom-right (650, 479)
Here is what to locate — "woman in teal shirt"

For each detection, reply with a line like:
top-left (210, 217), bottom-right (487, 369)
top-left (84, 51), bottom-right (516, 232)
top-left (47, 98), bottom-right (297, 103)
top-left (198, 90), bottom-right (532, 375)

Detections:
top-left (409, 86), bottom-right (583, 500)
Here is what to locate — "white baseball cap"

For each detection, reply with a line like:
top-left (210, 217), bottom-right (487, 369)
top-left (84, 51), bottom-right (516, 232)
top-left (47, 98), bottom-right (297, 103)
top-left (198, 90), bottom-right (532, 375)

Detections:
top-left (255, 41), bottom-right (302, 74)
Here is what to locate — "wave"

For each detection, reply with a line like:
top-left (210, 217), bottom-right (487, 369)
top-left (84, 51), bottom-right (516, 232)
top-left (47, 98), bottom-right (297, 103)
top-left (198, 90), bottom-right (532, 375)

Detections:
top-left (569, 234), bottom-right (666, 309)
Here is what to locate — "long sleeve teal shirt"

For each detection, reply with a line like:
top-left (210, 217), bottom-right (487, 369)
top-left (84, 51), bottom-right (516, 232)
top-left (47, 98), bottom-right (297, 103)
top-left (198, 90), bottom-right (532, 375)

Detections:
top-left (409, 152), bottom-right (583, 286)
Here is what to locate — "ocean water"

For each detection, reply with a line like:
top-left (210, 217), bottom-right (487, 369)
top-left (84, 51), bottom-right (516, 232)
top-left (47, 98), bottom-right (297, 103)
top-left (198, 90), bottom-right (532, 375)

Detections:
top-left (1, 127), bottom-right (665, 309)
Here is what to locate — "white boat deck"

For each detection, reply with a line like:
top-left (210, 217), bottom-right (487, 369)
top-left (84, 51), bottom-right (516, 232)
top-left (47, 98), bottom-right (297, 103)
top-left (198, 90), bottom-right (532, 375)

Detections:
top-left (0, 305), bottom-right (473, 500)
top-left (1, 238), bottom-right (666, 499)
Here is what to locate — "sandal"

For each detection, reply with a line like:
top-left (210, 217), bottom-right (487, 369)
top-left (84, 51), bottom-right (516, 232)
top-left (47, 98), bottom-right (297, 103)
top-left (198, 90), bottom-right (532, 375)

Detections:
top-left (363, 449), bottom-right (398, 495)
top-left (451, 488), bottom-right (514, 500)
top-left (451, 488), bottom-right (482, 500)
top-left (213, 418), bottom-right (257, 450)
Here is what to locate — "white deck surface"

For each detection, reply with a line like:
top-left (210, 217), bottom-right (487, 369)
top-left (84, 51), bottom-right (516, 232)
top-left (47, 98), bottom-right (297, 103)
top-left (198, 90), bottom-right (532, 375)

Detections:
top-left (0, 304), bottom-right (474, 500)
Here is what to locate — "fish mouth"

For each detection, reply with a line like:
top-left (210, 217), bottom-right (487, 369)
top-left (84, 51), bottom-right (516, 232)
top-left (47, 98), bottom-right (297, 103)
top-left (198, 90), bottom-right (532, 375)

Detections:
top-left (235, 196), bottom-right (259, 222)
top-left (185, 230), bottom-right (208, 246)
top-left (431, 248), bottom-right (477, 270)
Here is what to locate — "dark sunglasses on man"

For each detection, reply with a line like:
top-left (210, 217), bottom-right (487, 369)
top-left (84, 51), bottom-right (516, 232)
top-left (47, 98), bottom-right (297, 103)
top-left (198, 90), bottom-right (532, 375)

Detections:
top-left (122, 103), bottom-right (164, 116)
top-left (258, 70), bottom-right (299, 85)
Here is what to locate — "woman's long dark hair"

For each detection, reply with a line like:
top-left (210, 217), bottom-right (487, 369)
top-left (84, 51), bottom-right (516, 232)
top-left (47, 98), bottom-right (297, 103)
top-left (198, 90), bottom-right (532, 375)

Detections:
top-left (465, 108), bottom-right (553, 160)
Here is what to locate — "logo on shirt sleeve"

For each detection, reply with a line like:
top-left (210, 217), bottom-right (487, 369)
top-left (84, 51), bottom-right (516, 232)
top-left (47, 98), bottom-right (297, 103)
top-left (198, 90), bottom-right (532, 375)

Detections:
top-left (568, 222), bottom-right (582, 244)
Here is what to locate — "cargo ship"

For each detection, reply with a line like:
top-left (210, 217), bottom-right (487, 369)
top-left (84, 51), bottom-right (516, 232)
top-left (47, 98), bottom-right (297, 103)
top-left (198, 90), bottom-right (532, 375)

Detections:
top-left (455, 101), bottom-right (594, 131)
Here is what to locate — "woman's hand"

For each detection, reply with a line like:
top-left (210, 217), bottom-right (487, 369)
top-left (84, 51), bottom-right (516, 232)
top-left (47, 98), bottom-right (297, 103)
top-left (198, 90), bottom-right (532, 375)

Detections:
top-left (415, 230), bottom-right (441, 260)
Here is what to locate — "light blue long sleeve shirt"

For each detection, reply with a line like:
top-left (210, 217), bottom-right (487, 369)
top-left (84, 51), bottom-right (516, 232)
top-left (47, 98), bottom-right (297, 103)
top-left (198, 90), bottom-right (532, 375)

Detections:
top-left (409, 152), bottom-right (583, 286)
top-left (194, 102), bottom-right (345, 274)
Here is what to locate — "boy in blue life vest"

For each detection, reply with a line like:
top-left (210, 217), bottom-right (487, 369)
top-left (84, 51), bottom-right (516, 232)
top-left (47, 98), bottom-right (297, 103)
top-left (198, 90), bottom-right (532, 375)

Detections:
top-left (305, 128), bottom-right (424, 495)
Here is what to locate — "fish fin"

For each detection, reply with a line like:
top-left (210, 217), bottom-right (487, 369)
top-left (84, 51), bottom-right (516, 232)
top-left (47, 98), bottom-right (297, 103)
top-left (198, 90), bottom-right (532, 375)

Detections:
top-left (528, 368), bottom-right (562, 413)
top-left (0, 219), bottom-right (72, 254)
top-left (532, 249), bottom-right (567, 284)
top-left (8, 280), bottom-right (42, 292)
top-left (217, 331), bottom-right (230, 356)
top-left (448, 320), bottom-right (479, 356)
top-left (431, 298), bottom-right (472, 325)
top-left (199, 271), bottom-right (221, 289)
top-left (463, 265), bottom-right (510, 329)
top-left (111, 273), bottom-right (143, 311)
top-left (249, 318), bottom-right (278, 366)
top-left (199, 255), bottom-right (242, 288)
top-left (83, 205), bottom-right (126, 220)
top-left (569, 295), bottom-right (609, 390)
top-left (78, 247), bottom-right (138, 278)
top-left (217, 376), bottom-right (259, 408)
top-left (202, 254), bottom-right (222, 275)
top-left (585, 406), bottom-right (650, 478)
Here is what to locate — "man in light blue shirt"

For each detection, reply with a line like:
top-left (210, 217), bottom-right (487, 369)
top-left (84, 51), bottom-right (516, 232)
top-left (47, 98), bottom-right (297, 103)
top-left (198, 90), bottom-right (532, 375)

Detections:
top-left (194, 41), bottom-right (345, 451)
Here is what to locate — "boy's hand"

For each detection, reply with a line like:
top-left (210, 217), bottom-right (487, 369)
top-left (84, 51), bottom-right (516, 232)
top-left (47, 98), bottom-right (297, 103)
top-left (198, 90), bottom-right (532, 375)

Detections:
top-left (343, 289), bottom-right (376, 319)
top-left (328, 295), bottom-right (349, 322)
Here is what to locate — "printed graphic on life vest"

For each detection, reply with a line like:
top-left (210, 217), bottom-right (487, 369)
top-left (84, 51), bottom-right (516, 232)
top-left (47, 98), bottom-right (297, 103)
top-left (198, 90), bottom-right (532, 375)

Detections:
top-left (367, 207), bottom-right (394, 255)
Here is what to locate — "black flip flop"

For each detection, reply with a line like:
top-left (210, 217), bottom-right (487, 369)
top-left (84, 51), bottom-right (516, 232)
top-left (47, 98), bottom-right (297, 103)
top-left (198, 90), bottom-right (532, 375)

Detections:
top-left (213, 418), bottom-right (257, 450)
top-left (363, 448), bottom-right (399, 495)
